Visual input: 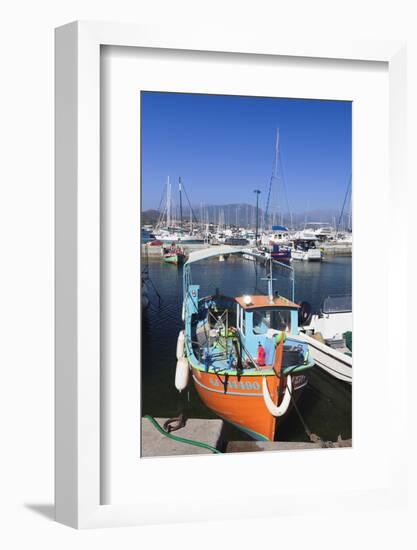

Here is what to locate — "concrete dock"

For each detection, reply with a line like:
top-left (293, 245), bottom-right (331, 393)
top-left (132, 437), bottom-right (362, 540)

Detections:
top-left (141, 416), bottom-right (351, 456)
top-left (226, 438), bottom-right (352, 453)
top-left (321, 243), bottom-right (352, 256)
top-left (141, 416), bottom-right (224, 457)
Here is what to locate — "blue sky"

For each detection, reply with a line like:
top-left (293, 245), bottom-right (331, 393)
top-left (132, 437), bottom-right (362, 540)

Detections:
top-left (141, 92), bottom-right (351, 214)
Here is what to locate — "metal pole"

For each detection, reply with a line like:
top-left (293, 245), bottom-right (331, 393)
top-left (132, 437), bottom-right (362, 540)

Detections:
top-left (254, 189), bottom-right (261, 245)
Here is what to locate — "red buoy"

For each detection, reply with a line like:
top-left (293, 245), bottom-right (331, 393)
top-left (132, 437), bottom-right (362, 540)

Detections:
top-left (257, 342), bottom-right (266, 366)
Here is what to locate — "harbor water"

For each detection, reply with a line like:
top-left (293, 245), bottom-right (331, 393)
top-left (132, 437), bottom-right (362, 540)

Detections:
top-left (142, 254), bottom-right (352, 443)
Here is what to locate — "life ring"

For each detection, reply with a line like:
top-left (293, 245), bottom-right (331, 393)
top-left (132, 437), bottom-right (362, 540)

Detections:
top-left (262, 375), bottom-right (292, 417)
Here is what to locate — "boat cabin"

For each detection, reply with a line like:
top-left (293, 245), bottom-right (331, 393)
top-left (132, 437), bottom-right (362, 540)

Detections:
top-left (235, 295), bottom-right (299, 359)
top-left (292, 238), bottom-right (318, 251)
top-left (185, 284), bottom-right (301, 369)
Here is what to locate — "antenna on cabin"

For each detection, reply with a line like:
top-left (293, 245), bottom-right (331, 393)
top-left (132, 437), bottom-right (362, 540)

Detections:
top-left (261, 257), bottom-right (276, 304)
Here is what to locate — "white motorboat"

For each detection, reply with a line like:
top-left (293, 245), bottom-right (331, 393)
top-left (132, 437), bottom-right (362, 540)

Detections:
top-left (260, 225), bottom-right (291, 246)
top-left (241, 246), bottom-right (270, 263)
top-left (294, 332), bottom-right (352, 383)
top-left (298, 295), bottom-right (352, 383)
top-left (154, 229), bottom-right (204, 244)
top-left (291, 227), bottom-right (323, 261)
top-left (291, 243), bottom-right (322, 261)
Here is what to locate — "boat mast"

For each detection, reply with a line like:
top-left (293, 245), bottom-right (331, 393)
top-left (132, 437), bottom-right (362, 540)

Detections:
top-left (336, 175), bottom-right (352, 235)
top-left (179, 177), bottom-right (183, 230)
top-left (264, 128), bottom-right (279, 230)
top-left (166, 176), bottom-right (171, 228)
top-left (254, 189), bottom-right (261, 245)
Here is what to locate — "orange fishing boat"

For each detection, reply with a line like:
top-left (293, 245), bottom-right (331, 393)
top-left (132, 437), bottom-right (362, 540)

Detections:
top-left (175, 247), bottom-right (314, 441)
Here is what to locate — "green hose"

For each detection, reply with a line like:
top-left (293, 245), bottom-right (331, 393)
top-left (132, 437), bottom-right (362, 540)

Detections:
top-left (144, 414), bottom-right (223, 454)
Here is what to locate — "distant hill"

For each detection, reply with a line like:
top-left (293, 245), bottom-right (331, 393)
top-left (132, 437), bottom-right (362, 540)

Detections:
top-left (141, 209), bottom-right (160, 225)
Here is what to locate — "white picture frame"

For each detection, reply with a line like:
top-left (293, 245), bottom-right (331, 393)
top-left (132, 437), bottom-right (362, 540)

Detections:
top-left (55, 21), bottom-right (407, 529)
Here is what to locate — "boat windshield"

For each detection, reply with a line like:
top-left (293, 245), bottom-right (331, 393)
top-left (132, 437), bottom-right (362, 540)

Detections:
top-left (253, 309), bottom-right (291, 334)
top-left (322, 295), bottom-right (352, 314)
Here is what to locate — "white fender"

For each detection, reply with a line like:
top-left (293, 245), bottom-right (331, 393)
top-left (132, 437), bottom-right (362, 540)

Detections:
top-left (175, 357), bottom-right (189, 392)
top-left (176, 330), bottom-right (185, 359)
top-left (262, 375), bottom-right (292, 417)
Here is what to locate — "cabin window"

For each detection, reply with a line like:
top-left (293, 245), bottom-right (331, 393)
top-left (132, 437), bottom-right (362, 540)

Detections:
top-left (252, 309), bottom-right (291, 334)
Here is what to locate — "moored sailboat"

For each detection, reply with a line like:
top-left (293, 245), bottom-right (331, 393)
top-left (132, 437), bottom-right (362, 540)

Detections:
top-left (155, 176), bottom-right (205, 244)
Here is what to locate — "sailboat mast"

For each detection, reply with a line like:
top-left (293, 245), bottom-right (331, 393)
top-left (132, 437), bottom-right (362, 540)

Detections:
top-left (336, 175), bottom-right (352, 235)
top-left (254, 189), bottom-right (261, 244)
top-left (166, 176), bottom-right (171, 228)
top-left (264, 128), bottom-right (279, 230)
top-left (179, 177), bottom-right (183, 229)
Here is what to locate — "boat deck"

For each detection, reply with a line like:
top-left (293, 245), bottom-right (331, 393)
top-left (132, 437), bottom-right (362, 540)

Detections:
top-left (194, 321), bottom-right (307, 375)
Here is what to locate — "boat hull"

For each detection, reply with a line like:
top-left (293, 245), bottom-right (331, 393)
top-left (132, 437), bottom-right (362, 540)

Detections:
top-left (295, 333), bottom-right (352, 384)
top-left (271, 253), bottom-right (291, 263)
top-left (292, 249), bottom-right (322, 261)
top-left (291, 250), bottom-right (307, 261)
top-left (271, 244), bottom-right (292, 263)
top-left (157, 236), bottom-right (204, 244)
top-left (163, 253), bottom-right (185, 265)
top-left (191, 368), bottom-right (281, 441)
top-left (307, 340), bottom-right (351, 383)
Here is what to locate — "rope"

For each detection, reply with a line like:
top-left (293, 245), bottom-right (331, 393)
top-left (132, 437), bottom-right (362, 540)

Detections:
top-left (284, 378), bottom-right (341, 447)
top-left (284, 381), bottom-right (317, 443)
top-left (144, 415), bottom-right (223, 454)
top-left (181, 180), bottom-right (199, 223)
top-left (146, 276), bottom-right (162, 305)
